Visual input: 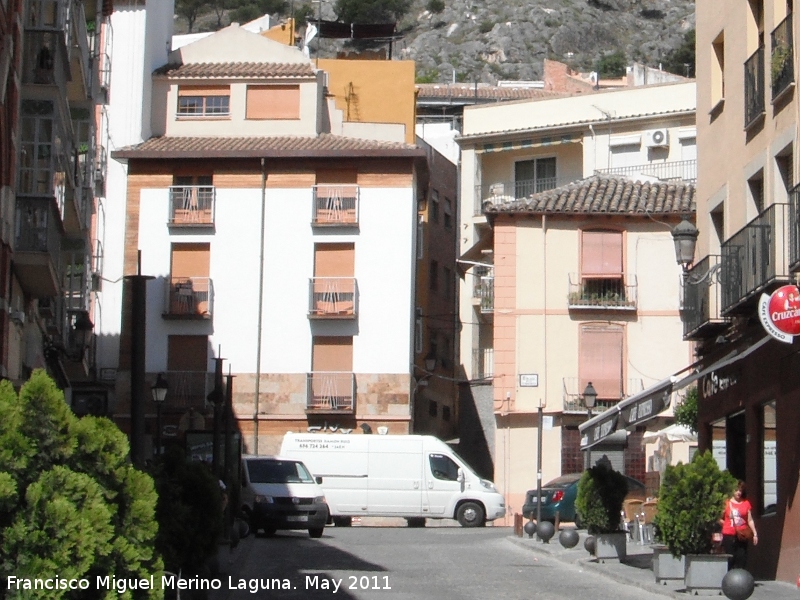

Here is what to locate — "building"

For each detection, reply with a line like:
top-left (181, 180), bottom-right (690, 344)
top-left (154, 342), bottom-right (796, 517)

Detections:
top-left (693, 0), bottom-right (799, 582)
top-left (110, 24), bottom-right (427, 455)
top-left (456, 81), bottom-right (698, 515)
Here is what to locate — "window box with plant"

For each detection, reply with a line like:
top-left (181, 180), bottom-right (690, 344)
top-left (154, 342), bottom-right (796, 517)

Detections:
top-left (652, 451), bottom-right (736, 593)
top-left (575, 462), bottom-right (629, 561)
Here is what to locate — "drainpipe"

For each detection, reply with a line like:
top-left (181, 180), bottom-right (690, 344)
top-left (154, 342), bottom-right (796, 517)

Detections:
top-left (253, 158), bottom-right (267, 454)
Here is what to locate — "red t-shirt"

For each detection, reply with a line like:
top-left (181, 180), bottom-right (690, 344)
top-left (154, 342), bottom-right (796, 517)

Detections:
top-left (722, 499), bottom-right (752, 536)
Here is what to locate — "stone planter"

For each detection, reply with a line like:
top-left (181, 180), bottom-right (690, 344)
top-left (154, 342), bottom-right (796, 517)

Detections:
top-left (684, 553), bottom-right (731, 593)
top-left (652, 545), bottom-right (685, 584)
top-left (594, 532), bottom-right (627, 562)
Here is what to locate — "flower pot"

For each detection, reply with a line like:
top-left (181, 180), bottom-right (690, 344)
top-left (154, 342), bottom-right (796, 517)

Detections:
top-left (684, 553), bottom-right (730, 593)
top-left (652, 545), bottom-right (685, 584)
top-left (594, 532), bottom-right (627, 562)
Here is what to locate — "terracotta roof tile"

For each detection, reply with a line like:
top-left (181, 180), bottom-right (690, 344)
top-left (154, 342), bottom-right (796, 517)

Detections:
top-left (416, 83), bottom-right (562, 101)
top-left (112, 134), bottom-right (424, 159)
top-left (154, 62), bottom-right (316, 79)
top-left (484, 175), bottom-right (696, 216)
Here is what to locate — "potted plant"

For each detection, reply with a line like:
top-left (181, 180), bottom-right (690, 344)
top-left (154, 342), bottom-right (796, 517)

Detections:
top-left (652, 451), bottom-right (736, 593)
top-left (575, 462), bottom-right (629, 561)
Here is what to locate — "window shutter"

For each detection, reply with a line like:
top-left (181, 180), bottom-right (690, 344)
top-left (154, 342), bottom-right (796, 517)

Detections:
top-left (581, 231), bottom-right (622, 276)
top-left (579, 325), bottom-right (623, 399)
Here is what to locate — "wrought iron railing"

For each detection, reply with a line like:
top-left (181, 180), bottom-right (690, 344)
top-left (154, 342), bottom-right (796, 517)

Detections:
top-left (312, 184), bottom-right (359, 226)
top-left (473, 269), bottom-right (494, 313)
top-left (562, 378), bottom-right (643, 413)
top-left (771, 13), bottom-right (794, 100)
top-left (595, 159), bottom-right (697, 182)
top-left (15, 196), bottom-right (62, 273)
top-left (721, 203), bottom-right (790, 313)
top-left (471, 347), bottom-right (494, 380)
top-left (162, 371), bottom-right (214, 410)
top-left (745, 45), bottom-right (766, 128)
top-left (306, 372), bottom-right (356, 412)
top-left (474, 177), bottom-right (574, 215)
top-left (164, 277), bottom-right (214, 318)
top-left (169, 186), bottom-right (215, 226)
top-left (567, 274), bottom-right (637, 309)
top-left (789, 185), bottom-right (800, 270)
top-left (308, 277), bottom-right (358, 318)
top-left (681, 255), bottom-right (727, 339)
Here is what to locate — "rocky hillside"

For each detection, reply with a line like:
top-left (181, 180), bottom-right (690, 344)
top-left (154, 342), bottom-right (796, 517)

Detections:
top-left (176, 0), bottom-right (695, 84)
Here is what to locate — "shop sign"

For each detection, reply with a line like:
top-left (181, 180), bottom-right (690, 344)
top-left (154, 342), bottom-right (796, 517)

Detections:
top-left (759, 284), bottom-right (800, 344)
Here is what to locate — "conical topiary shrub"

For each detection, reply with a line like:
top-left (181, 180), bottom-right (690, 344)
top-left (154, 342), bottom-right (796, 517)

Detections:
top-left (575, 462), bottom-right (629, 534)
top-left (653, 451), bottom-right (736, 557)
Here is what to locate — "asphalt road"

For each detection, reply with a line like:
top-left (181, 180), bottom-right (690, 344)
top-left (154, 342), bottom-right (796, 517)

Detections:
top-left (210, 525), bottom-right (674, 600)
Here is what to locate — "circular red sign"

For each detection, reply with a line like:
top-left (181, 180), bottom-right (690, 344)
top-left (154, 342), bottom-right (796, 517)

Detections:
top-left (767, 285), bottom-right (800, 336)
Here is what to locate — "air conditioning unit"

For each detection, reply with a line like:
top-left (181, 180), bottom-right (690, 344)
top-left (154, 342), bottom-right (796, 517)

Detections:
top-left (645, 128), bottom-right (670, 148)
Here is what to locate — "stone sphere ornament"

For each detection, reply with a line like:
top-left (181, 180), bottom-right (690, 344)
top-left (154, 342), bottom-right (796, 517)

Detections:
top-left (523, 520), bottom-right (537, 538)
top-left (559, 528), bottom-right (580, 549)
top-left (721, 569), bottom-right (755, 600)
top-left (584, 535), bottom-right (596, 555)
top-left (537, 520), bottom-right (555, 543)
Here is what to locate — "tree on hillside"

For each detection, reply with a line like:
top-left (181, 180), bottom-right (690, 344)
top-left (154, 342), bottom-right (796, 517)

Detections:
top-left (595, 50), bottom-right (627, 77)
top-left (662, 29), bottom-right (696, 77)
top-left (334, 0), bottom-right (412, 23)
top-left (176, 0), bottom-right (209, 33)
top-left (229, 0), bottom-right (289, 25)
top-left (0, 371), bottom-right (162, 599)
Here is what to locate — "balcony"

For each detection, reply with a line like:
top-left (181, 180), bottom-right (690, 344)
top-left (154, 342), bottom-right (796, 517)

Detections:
top-left (308, 277), bottom-right (358, 319)
top-left (789, 185), bottom-right (800, 270)
top-left (161, 370), bottom-right (214, 410)
top-left (66, 0), bottom-right (92, 100)
top-left (721, 203), bottom-right (790, 314)
top-left (595, 159), bottom-right (697, 183)
top-left (771, 13), bottom-right (794, 101)
top-left (745, 45), bottom-right (766, 128)
top-left (474, 177), bottom-right (574, 216)
top-left (163, 277), bottom-right (214, 320)
top-left (562, 377), bottom-right (643, 414)
top-left (472, 267), bottom-right (494, 313)
top-left (306, 372), bottom-right (356, 413)
top-left (471, 348), bottom-right (494, 380)
top-left (14, 197), bottom-right (63, 298)
top-left (22, 30), bottom-right (69, 94)
top-left (680, 255), bottom-right (728, 340)
top-left (312, 184), bottom-right (359, 226)
top-left (169, 186), bottom-right (215, 227)
top-left (567, 274), bottom-right (637, 310)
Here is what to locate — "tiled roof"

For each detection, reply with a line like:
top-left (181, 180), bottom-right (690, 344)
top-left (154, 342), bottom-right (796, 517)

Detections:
top-left (153, 62), bottom-right (316, 78)
top-left (112, 134), bottom-right (424, 159)
top-left (483, 176), bottom-right (696, 216)
top-left (416, 83), bottom-right (562, 101)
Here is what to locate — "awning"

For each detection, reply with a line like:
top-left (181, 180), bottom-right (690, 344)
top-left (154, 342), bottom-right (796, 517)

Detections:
top-left (671, 335), bottom-right (770, 391)
top-left (642, 424), bottom-right (697, 444)
top-left (476, 133), bottom-right (579, 154)
top-left (457, 230), bottom-right (494, 275)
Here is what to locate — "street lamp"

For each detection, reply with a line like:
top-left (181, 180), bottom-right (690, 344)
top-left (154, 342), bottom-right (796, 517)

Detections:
top-left (151, 373), bottom-right (168, 457)
top-left (671, 218), bottom-right (699, 271)
top-left (582, 382), bottom-right (597, 470)
top-left (424, 349), bottom-right (437, 373)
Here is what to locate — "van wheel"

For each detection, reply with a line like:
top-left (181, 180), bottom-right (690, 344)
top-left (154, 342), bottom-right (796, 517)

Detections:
top-left (333, 517), bottom-right (352, 527)
top-left (309, 527), bottom-right (324, 538)
top-left (456, 502), bottom-right (485, 527)
top-left (406, 517), bottom-right (426, 528)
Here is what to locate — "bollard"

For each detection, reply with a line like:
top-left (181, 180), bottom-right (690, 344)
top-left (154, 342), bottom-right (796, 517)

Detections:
top-left (537, 520), bottom-right (555, 543)
top-left (584, 535), bottom-right (596, 555)
top-left (721, 569), bottom-right (755, 600)
top-left (559, 528), bottom-right (580, 549)
top-left (514, 513), bottom-right (523, 537)
top-left (523, 520), bottom-right (537, 538)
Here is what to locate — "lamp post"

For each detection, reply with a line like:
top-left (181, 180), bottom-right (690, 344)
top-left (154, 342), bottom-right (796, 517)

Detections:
top-left (582, 382), bottom-right (597, 470)
top-left (72, 311), bottom-right (94, 359)
top-left (151, 373), bottom-right (168, 457)
top-left (671, 218), bottom-right (699, 271)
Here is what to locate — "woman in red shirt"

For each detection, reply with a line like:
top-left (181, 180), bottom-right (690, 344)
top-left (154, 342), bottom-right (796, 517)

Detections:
top-left (720, 480), bottom-right (759, 570)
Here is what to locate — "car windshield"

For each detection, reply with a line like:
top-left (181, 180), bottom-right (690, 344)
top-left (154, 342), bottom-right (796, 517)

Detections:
top-left (543, 475), bottom-right (581, 488)
top-left (246, 459), bottom-right (315, 484)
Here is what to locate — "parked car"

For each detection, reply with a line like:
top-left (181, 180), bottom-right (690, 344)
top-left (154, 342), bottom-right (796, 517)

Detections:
top-left (521, 472), bottom-right (646, 528)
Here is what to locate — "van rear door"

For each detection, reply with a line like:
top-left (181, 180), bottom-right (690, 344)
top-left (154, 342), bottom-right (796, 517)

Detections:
top-left (424, 452), bottom-right (463, 515)
top-left (366, 437), bottom-right (423, 515)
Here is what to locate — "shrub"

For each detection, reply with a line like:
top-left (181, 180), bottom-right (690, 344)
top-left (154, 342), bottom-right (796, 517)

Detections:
top-left (426, 0), bottom-right (445, 14)
top-left (653, 451), bottom-right (736, 557)
top-left (674, 386), bottom-right (698, 434)
top-left (478, 20), bottom-right (494, 34)
top-left (574, 463), bottom-right (629, 534)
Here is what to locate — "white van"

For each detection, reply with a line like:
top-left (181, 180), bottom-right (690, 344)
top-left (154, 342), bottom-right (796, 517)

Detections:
top-left (240, 455), bottom-right (329, 538)
top-left (280, 433), bottom-right (505, 527)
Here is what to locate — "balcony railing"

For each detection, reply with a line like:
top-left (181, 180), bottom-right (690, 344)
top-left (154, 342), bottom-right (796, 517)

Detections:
top-left (162, 370), bottom-right (214, 410)
top-left (474, 177), bottom-right (574, 215)
top-left (789, 185), bottom-right (800, 270)
top-left (306, 372), bottom-right (356, 412)
top-left (14, 197), bottom-right (63, 297)
top-left (721, 203), bottom-right (790, 314)
top-left (312, 185), bottom-right (359, 226)
top-left (308, 277), bottom-right (358, 318)
top-left (680, 255), bottom-right (727, 339)
top-left (745, 45), bottom-right (766, 128)
top-left (562, 377), bottom-right (643, 414)
top-left (22, 30), bottom-right (69, 93)
top-left (567, 274), bottom-right (637, 310)
top-left (595, 159), bottom-right (697, 183)
top-left (471, 348), bottom-right (494, 380)
top-left (771, 13), bottom-right (794, 100)
top-left (169, 186), bottom-right (215, 226)
top-left (164, 277), bottom-right (214, 319)
top-left (473, 269), bottom-right (494, 313)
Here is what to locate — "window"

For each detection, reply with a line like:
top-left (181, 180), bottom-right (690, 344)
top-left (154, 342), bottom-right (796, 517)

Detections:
top-left (429, 260), bottom-right (439, 291)
top-left (580, 230), bottom-right (625, 304)
top-left (515, 157), bottom-right (557, 196)
top-left (417, 214), bottom-right (424, 259)
top-left (415, 308), bottom-right (423, 354)
top-left (177, 86), bottom-right (230, 117)
top-left (748, 170), bottom-right (764, 214)
top-left (442, 405), bottom-right (451, 421)
top-left (444, 197), bottom-right (452, 229)
top-left (430, 190), bottom-right (440, 223)
top-left (443, 267), bottom-right (452, 299)
top-left (311, 243), bottom-right (356, 317)
top-left (711, 32), bottom-right (725, 109)
top-left (776, 148), bottom-right (793, 196)
top-left (428, 399), bottom-right (438, 417)
top-left (761, 401), bottom-right (777, 514)
top-left (167, 335), bottom-right (209, 408)
top-left (429, 453), bottom-right (459, 481)
top-left (17, 100), bottom-right (54, 196)
top-left (311, 336), bottom-right (353, 372)
top-left (610, 144), bottom-right (641, 169)
top-left (246, 85), bottom-right (300, 120)
top-left (169, 243), bottom-right (211, 316)
top-left (579, 324), bottom-right (623, 400)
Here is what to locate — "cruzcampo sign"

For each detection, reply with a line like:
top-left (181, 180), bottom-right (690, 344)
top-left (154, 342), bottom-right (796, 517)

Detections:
top-left (759, 284), bottom-right (800, 344)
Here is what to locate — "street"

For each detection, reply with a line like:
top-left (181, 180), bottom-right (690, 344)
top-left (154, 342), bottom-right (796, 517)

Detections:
top-left (210, 525), bottom-right (672, 600)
